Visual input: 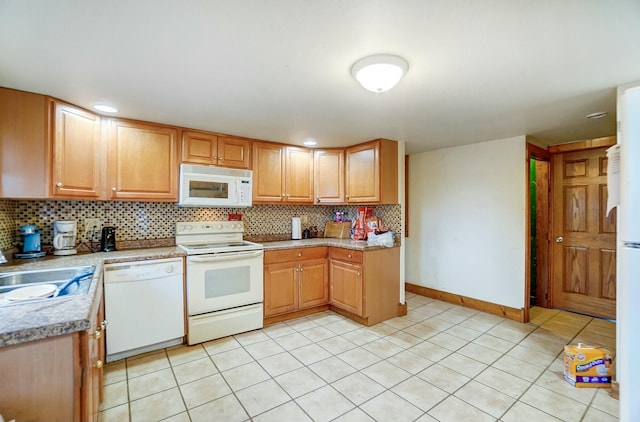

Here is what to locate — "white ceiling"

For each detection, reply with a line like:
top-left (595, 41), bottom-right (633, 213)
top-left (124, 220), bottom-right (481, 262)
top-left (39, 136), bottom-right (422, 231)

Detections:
top-left (1, 1), bottom-right (639, 154)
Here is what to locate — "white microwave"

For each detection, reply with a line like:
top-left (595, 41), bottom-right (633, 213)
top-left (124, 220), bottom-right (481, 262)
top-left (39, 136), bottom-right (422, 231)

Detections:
top-left (179, 164), bottom-right (253, 207)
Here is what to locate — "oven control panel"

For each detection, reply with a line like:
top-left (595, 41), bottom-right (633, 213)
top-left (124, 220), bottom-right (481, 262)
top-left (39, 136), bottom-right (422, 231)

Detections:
top-left (176, 221), bottom-right (244, 235)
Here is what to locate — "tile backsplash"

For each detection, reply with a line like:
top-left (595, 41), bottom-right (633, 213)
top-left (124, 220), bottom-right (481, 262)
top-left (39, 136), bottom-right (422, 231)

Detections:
top-left (0, 199), bottom-right (401, 250)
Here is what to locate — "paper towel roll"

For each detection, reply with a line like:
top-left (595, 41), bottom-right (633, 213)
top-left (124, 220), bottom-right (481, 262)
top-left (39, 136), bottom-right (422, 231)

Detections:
top-left (292, 217), bottom-right (302, 239)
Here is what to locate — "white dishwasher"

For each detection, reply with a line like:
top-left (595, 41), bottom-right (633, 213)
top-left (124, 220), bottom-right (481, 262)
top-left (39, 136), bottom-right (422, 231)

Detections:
top-left (104, 257), bottom-right (185, 362)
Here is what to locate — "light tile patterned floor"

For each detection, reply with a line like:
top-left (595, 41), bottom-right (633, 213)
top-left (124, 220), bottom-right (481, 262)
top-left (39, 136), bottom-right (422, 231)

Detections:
top-left (99, 294), bottom-right (619, 422)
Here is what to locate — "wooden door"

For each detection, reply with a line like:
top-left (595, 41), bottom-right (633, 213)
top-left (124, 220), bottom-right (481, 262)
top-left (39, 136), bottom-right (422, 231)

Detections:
top-left (253, 141), bottom-right (285, 202)
top-left (217, 136), bottom-right (251, 169)
top-left (346, 140), bottom-right (380, 203)
top-left (330, 260), bottom-right (363, 316)
top-left (299, 258), bottom-right (329, 309)
top-left (552, 147), bottom-right (616, 319)
top-left (108, 119), bottom-right (179, 201)
top-left (264, 262), bottom-right (298, 316)
top-left (285, 146), bottom-right (314, 203)
top-left (181, 130), bottom-right (217, 165)
top-left (314, 149), bottom-right (345, 204)
top-left (50, 101), bottom-right (103, 199)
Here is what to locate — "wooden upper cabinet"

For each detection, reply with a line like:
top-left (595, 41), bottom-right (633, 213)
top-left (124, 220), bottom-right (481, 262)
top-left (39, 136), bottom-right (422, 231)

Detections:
top-left (253, 141), bottom-right (313, 203)
top-left (218, 136), bottom-right (251, 169)
top-left (0, 88), bottom-right (48, 198)
top-left (345, 139), bottom-right (398, 204)
top-left (181, 130), bottom-right (251, 169)
top-left (181, 130), bottom-right (216, 164)
top-left (285, 146), bottom-right (314, 203)
top-left (108, 119), bottom-right (179, 201)
top-left (253, 141), bottom-right (285, 202)
top-left (314, 149), bottom-right (345, 204)
top-left (50, 100), bottom-right (103, 199)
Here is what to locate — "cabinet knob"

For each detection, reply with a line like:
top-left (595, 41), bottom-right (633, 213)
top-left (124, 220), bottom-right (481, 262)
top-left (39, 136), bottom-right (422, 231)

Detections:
top-left (297, 252), bottom-right (302, 257)
top-left (295, 267), bottom-right (299, 272)
top-left (316, 197), bottom-right (321, 203)
top-left (282, 194), bottom-right (286, 197)
top-left (300, 268), bottom-right (303, 272)
top-left (56, 182), bottom-right (63, 187)
top-left (101, 320), bottom-right (108, 330)
top-left (357, 272), bottom-right (361, 276)
top-left (93, 360), bottom-right (104, 369)
top-left (111, 187), bottom-right (117, 192)
top-left (91, 329), bottom-right (102, 340)
top-left (347, 254), bottom-right (352, 258)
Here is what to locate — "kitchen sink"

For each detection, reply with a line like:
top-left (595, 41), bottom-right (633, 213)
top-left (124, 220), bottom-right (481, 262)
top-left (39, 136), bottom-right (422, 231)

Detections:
top-left (0, 265), bottom-right (96, 305)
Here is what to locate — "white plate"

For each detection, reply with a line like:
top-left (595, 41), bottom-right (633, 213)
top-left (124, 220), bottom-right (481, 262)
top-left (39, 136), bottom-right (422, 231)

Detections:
top-left (6, 284), bottom-right (57, 301)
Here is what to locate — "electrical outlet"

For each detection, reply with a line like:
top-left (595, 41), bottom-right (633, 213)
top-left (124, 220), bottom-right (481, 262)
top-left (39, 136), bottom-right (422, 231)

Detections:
top-left (84, 218), bottom-right (102, 239)
top-left (300, 215), bottom-right (309, 225)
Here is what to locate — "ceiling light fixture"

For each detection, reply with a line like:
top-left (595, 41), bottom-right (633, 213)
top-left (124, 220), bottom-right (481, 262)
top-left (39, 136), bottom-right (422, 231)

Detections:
top-left (94, 104), bottom-right (118, 113)
top-left (351, 54), bottom-right (409, 93)
top-left (586, 111), bottom-right (608, 119)
top-left (303, 139), bottom-right (317, 146)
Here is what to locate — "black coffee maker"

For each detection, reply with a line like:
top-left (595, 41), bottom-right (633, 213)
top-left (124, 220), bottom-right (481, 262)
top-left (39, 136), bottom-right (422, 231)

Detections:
top-left (100, 227), bottom-right (117, 252)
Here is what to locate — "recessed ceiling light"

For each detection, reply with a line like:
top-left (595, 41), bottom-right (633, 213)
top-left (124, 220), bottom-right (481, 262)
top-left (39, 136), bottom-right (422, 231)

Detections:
top-left (93, 104), bottom-right (118, 113)
top-left (586, 111), bottom-right (608, 119)
top-left (303, 138), bottom-right (317, 146)
top-left (351, 54), bottom-right (409, 93)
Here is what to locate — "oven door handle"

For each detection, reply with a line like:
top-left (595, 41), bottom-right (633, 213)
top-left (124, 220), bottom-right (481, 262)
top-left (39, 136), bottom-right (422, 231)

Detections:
top-left (187, 250), bottom-right (263, 262)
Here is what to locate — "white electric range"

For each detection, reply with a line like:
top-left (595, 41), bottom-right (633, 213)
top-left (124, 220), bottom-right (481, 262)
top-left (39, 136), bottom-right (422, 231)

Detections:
top-left (176, 221), bottom-right (264, 345)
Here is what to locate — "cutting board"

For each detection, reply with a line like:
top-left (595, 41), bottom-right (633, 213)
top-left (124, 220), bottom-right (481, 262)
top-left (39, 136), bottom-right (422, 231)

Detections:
top-left (324, 222), bottom-right (351, 239)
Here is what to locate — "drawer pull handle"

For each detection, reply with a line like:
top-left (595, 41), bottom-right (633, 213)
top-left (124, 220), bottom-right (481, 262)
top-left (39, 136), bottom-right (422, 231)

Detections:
top-left (93, 360), bottom-right (104, 369)
top-left (92, 329), bottom-right (102, 340)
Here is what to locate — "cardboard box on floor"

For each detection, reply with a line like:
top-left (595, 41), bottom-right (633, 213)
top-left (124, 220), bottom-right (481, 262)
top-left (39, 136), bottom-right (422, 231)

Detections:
top-left (564, 343), bottom-right (613, 388)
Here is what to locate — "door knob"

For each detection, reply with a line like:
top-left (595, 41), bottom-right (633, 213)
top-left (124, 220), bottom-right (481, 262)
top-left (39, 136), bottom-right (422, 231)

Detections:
top-left (555, 236), bottom-right (564, 243)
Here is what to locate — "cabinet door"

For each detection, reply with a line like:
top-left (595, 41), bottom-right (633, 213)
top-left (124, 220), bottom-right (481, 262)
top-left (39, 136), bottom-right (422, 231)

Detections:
top-left (0, 88), bottom-right (48, 199)
top-left (264, 262), bottom-right (298, 316)
top-left (330, 260), bottom-right (363, 316)
top-left (346, 140), bottom-right (380, 203)
top-left (253, 141), bottom-right (285, 202)
top-left (108, 119), bottom-right (179, 201)
top-left (299, 258), bottom-right (329, 309)
top-left (218, 136), bottom-right (251, 169)
top-left (285, 146), bottom-right (314, 203)
top-left (181, 130), bottom-right (217, 165)
top-left (314, 149), bottom-right (345, 204)
top-left (50, 101), bottom-right (103, 199)
top-left (80, 286), bottom-right (104, 422)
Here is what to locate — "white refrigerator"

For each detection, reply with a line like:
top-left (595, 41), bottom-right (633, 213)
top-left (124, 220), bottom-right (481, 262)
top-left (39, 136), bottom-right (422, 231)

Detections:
top-left (617, 82), bottom-right (640, 422)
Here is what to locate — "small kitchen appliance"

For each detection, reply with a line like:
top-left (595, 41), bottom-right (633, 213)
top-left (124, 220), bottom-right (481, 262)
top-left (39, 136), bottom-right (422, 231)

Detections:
top-left (100, 227), bottom-right (117, 252)
top-left (14, 225), bottom-right (46, 259)
top-left (53, 220), bottom-right (78, 256)
top-left (178, 164), bottom-right (253, 207)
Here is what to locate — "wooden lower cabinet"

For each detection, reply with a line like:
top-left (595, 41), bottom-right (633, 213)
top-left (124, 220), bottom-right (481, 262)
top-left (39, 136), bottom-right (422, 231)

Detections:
top-left (329, 259), bottom-right (363, 316)
top-left (264, 247), bottom-right (329, 317)
top-left (329, 246), bottom-right (400, 326)
top-left (0, 291), bottom-right (105, 422)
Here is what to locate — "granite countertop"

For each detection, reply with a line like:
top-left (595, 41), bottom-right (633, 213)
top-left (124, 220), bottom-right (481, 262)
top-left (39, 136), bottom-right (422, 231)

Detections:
top-left (0, 238), bottom-right (397, 348)
top-left (0, 246), bottom-right (185, 348)
top-left (259, 237), bottom-right (400, 251)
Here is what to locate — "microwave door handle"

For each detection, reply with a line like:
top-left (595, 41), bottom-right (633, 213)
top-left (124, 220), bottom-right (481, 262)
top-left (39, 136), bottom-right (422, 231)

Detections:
top-left (188, 250), bottom-right (263, 262)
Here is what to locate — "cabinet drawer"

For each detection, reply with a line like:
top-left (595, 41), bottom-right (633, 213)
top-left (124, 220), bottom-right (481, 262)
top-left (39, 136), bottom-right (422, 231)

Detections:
top-left (264, 246), bottom-right (328, 264)
top-left (329, 248), bottom-right (363, 264)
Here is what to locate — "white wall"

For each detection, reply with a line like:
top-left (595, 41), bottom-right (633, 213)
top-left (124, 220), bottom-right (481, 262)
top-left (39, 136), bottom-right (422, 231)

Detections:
top-left (405, 136), bottom-right (527, 309)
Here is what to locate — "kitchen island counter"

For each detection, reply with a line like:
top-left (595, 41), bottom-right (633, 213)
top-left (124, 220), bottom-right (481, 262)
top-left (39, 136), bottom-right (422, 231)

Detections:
top-left (0, 246), bottom-right (185, 347)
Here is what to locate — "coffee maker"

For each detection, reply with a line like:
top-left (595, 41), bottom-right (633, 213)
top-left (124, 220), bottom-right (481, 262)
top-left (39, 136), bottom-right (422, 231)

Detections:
top-left (100, 226), bottom-right (117, 252)
top-left (53, 220), bottom-right (78, 256)
top-left (14, 225), bottom-right (47, 259)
